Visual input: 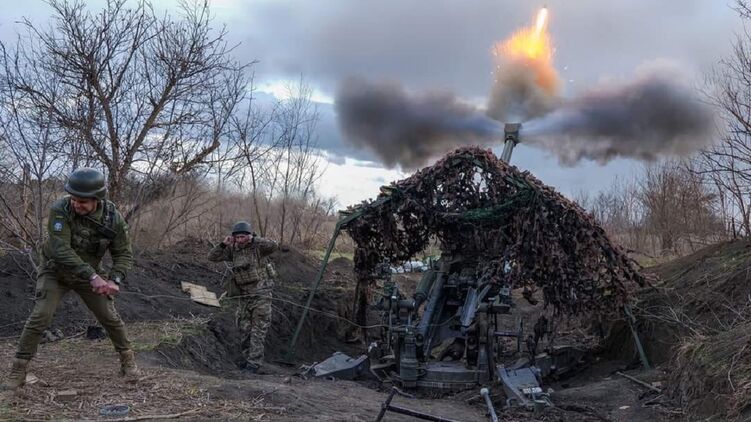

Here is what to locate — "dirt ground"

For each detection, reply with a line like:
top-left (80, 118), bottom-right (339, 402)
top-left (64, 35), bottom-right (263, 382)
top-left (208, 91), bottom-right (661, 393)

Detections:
top-left (0, 239), bottom-right (713, 421)
top-left (0, 319), bottom-right (674, 422)
top-left (0, 317), bottom-right (486, 421)
top-left (607, 240), bottom-right (751, 420)
top-left (0, 239), bottom-right (361, 363)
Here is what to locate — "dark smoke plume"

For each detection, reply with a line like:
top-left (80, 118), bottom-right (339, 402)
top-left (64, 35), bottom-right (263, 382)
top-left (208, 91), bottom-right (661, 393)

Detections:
top-left (522, 68), bottom-right (715, 164)
top-left (335, 78), bottom-right (502, 169)
top-left (336, 68), bottom-right (714, 168)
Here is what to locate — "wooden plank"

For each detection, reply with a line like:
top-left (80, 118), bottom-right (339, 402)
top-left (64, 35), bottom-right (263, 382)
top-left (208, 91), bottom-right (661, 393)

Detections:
top-left (180, 282), bottom-right (221, 307)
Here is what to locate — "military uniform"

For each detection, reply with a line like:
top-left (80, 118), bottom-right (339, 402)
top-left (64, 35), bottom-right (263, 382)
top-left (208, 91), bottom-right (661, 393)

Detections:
top-left (1, 168), bottom-right (137, 392)
top-left (16, 196), bottom-right (134, 360)
top-left (209, 235), bottom-right (277, 369)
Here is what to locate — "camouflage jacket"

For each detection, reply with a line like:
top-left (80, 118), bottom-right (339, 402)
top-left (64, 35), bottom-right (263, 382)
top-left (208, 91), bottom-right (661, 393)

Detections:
top-left (39, 196), bottom-right (133, 281)
top-left (208, 236), bottom-right (278, 294)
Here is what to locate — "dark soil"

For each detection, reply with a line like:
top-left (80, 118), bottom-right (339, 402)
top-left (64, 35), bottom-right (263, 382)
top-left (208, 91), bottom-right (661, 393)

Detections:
top-left (10, 237), bottom-right (744, 420)
top-left (602, 239), bottom-right (751, 420)
top-left (0, 245), bottom-right (221, 338)
top-left (604, 239), bottom-right (751, 366)
top-left (0, 238), bottom-right (362, 365)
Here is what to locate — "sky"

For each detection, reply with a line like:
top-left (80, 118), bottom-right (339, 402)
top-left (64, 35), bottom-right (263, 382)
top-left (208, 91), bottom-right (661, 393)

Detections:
top-left (0, 0), bottom-right (744, 207)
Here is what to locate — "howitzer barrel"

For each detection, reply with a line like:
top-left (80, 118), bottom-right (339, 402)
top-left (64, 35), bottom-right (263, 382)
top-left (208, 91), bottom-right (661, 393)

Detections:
top-left (501, 123), bottom-right (521, 163)
top-left (413, 270), bottom-right (437, 309)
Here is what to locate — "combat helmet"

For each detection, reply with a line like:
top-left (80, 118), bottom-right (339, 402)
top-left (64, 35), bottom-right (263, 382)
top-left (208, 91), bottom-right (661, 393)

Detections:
top-left (64, 168), bottom-right (107, 199)
top-left (232, 221), bottom-right (252, 235)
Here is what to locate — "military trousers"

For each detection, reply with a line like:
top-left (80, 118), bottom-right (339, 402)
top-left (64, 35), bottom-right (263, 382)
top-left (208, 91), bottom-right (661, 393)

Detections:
top-left (232, 289), bottom-right (272, 369)
top-left (16, 272), bottom-right (131, 360)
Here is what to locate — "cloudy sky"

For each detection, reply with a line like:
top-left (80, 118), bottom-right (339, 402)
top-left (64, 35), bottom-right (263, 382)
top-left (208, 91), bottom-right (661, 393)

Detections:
top-left (0, 0), bottom-right (743, 206)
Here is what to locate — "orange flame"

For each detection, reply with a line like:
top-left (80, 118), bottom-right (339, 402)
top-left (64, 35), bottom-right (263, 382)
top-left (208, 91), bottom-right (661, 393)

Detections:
top-left (497, 7), bottom-right (553, 62)
top-left (489, 6), bottom-right (559, 107)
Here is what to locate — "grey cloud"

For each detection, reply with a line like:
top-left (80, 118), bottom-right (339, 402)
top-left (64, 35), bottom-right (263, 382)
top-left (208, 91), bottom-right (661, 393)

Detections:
top-left (315, 102), bottom-right (377, 162)
top-left (523, 64), bottom-right (715, 164)
top-left (335, 78), bottom-right (502, 169)
top-left (236, 0), bottom-right (740, 100)
top-left (1, 1), bottom-right (741, 198)
top-left (232, 0), bottom-right (739, 170)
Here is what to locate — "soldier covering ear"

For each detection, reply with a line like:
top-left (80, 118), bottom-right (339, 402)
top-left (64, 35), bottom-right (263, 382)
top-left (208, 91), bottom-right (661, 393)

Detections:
top-left (209, 220), bottom-right (278, 373)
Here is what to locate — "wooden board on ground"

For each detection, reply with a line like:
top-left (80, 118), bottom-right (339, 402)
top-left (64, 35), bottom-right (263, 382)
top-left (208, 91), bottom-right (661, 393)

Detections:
top-left (180, 282), bottom-right (221, 307)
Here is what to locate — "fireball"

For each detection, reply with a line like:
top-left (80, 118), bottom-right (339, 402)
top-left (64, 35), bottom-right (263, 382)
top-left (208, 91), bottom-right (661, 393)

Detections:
top-left (498, 7), bottom-right (552, 62)
top-left (488, 7), bottom-right (560, 121)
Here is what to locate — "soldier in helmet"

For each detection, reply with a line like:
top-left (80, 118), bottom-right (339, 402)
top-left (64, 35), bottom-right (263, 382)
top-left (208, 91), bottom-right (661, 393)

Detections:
top-left (208, 221), bottom-right (278, 373)
top-left (2, 168), bottom-right (136, 391)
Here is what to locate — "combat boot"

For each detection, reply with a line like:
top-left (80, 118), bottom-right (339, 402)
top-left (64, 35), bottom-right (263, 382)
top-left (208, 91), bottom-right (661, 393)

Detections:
top-left (1, 358), bottom-right (29, 391)
top-left (119, 350), bottom-right (140, 377)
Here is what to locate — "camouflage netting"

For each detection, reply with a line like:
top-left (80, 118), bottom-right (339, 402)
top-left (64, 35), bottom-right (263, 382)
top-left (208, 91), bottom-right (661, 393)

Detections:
top-left (343, 146), bottom-right (643, 315)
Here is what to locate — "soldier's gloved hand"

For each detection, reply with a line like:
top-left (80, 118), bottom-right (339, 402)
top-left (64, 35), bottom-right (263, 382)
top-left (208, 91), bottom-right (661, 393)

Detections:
top-left (222, 236), bottom-right (234, 246)
top-left (89, 274), bottom-right (109, 295)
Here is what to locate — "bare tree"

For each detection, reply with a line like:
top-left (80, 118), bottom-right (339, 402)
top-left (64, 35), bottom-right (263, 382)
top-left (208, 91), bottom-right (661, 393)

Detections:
top-left (230, 77), bottom-right (280, 236)
top-left (228, 78), bottom-right (324, 243)
top-left (697, 0), bottom-right (751, 237)
top-left (0, 54), bottom-right (69, 266)
top-left (578, 162), bottom-right (725, 256)
top-left (0, 1), bottom-right (338, 254)
top-left (0, 0), bottom-right (250, 204)
top-left (273, 79), bottom-right (324, 246)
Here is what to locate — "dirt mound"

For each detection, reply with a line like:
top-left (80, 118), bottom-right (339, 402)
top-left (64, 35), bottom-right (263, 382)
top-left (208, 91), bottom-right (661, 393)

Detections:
top-left (146, 312), bottom-right (247, 377)
top-left (0, 244), bottom-right (363, 367)
top-left (645, 239), bottom-right (751, 329)
top-left (671, 320), bottom-right (751, 419)
top-left (605, 239), bottom-right (751, 420)
top-left (0, 250), bottom-right (221, 338)
top-left (606, 239), bottom-right (751, 364)
top-left (270, 247), bottom-right (320, 285)
top-left (0, 254), bottom-right (38, 336)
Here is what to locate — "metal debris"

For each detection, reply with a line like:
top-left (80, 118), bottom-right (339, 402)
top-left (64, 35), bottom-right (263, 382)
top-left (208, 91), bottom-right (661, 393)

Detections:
top-left (302, 351), bottom-right (370, 380)
top-left (375, 387), bottom-right (466, 422)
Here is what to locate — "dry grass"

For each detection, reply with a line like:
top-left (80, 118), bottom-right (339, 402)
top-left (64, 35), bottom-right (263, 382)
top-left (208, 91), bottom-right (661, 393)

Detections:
top-left (304, 249), bottom-right (354, 262)
top-left (637, 240), bottom-right (751, 420)
top-left (670, 321), bottom-right (751, 420)
top-left (0, 320), bottom-right (285, 421)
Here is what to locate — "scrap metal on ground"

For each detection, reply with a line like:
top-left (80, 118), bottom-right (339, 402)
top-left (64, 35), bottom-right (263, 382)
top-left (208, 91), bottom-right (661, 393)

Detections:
top-left (375, 388), bottom-right (465, 422)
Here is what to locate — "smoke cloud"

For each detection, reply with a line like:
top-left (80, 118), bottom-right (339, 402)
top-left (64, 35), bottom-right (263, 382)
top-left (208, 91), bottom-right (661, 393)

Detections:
top-left (336, 66), bottom-right (714, 168)
top-left (486, 57), bottom-right (560, 122)
top-left (335, 78), bottom-right (502, 169)
top-left (522, 66), bottom-right (715, 164)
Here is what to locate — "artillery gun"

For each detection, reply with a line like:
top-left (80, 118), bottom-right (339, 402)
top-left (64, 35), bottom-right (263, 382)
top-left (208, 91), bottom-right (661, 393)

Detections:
top-left (288, 124), bottom-right (600, 416)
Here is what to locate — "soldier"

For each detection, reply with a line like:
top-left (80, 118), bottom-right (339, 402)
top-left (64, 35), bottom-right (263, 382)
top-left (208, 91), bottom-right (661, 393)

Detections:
top-left (1, 168), bottom-right (137, 391)
top-left (208, 221), bottom-right (278, 373)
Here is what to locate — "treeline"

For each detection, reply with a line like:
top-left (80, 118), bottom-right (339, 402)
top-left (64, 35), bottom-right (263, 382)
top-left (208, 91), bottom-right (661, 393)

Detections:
top-left (0, 0), bottom-right (348, 264)
top-left (5, 0), bottom-right (751, 265)
top-left (577, 161), bottom-right (727, 258)
top-left (581, 2), bottom-right (751, 258)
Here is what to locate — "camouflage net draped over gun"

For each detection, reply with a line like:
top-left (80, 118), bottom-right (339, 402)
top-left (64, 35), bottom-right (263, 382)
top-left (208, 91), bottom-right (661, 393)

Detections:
top-left (343, 146), bottom-right (643, 315)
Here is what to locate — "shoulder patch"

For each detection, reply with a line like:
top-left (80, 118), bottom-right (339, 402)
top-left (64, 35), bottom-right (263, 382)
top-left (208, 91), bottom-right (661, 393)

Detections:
top-left (52, 220), bottom-right (64, 232)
